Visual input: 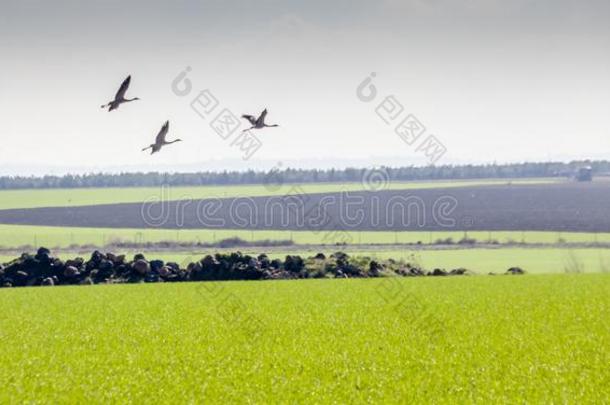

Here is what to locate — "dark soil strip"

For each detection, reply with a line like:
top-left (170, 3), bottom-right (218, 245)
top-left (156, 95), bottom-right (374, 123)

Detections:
top-left (0, 182), bottom-right (609, 232)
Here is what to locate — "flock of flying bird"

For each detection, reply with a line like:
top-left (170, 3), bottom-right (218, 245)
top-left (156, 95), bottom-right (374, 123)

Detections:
top-left (101, 75), bottom-right (280, 154)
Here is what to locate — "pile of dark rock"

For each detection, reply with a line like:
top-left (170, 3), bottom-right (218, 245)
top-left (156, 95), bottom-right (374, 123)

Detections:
top-left (0, 248), bottom-right (491, 288)
top-left (505, 267), bottom-right (526, 275)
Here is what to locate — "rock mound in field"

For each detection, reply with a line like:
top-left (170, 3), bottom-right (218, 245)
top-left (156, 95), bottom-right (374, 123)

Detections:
top-left (505, 267), bottom-right (526, 275)
top-left (0, 248), bottom-right (479, 288)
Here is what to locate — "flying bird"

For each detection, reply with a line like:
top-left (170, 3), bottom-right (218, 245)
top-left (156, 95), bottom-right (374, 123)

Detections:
top-left (141, 121), bottom-right (182, 154)
top-left (241, 109), bottom-right (279, 132)
top-left (101, 75), bottom-right (140, 111)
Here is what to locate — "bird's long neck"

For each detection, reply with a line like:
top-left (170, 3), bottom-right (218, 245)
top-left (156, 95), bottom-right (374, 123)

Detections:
top-left (265, 124), bottom-right (279, 127)
top-left (166, 139), bottom-right (181, 145)
top-left (124, 97), bottom-right (139, 102)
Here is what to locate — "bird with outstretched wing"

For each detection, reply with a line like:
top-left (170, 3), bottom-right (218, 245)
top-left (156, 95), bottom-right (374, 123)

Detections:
top-left (240, 108), bottom-right (279, 131)
top-left (101, 75), bottom-right (140, 111)
top-left (115, 76), bottom-right (131, 101)
top-left (241, 114), bottom-right (257, 126)
top-left (142, 121), bottom-right (181, 154)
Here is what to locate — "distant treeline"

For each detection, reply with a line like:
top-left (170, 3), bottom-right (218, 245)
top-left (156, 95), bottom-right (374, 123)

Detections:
top-left (0, 161), bottom-right (605, 189)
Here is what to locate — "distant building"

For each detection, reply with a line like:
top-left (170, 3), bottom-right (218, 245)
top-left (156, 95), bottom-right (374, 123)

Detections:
top-left (576, 166), bottom-right (593, 182)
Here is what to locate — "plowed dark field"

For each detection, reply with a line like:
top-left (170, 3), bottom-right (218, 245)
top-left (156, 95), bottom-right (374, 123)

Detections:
top-left (0, 182), bottom-right (609, 232)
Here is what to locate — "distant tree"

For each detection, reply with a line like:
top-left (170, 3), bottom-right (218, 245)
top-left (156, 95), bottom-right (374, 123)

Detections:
top-left (0, 160), bottom-right (607, 189)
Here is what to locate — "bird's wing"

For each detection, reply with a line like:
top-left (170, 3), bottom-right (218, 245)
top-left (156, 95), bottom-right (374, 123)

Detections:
top-left (241, 114), bottom-right (257, 125)
top-left (155, 121), bottom-right (169, 144)
top-left (256, 109), bottom-right (268, 126)
top-left (115, 75), bottom-right (131, 99)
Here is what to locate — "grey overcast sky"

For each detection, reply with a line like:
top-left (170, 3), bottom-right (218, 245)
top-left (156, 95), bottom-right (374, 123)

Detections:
top-left (1, 0), bottom-right (609, 174)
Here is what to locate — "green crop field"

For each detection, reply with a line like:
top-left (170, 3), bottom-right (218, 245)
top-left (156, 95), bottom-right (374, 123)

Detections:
top-left (0, 275), bottom-right (608, 403)
top-left (277, 247), bottom-right (610, 274)
top-left (1, 223), bottom-right (610, 249)
top-left (0, 178), bottom-right (556, 210)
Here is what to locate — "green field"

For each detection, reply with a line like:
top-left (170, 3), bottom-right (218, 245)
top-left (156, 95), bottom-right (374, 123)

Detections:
top-left (1, 223), bottom-right (610, 249)
top-left (371, 247), bottom-right (610, 274)
top-left (0, 178), bottom-right (556, 210)
top-left (1, 275), bottom-right (607, 402)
